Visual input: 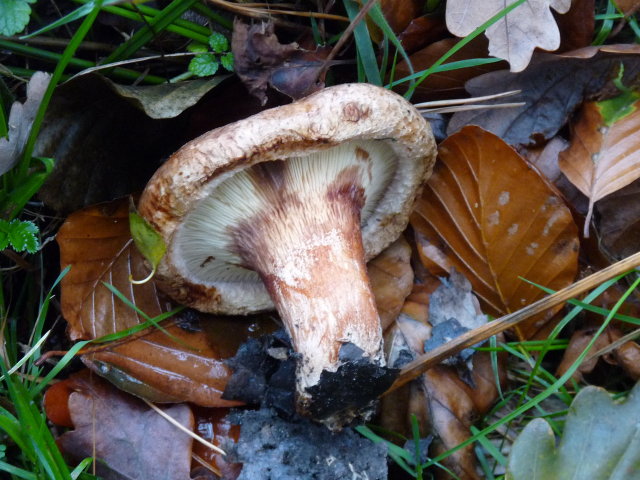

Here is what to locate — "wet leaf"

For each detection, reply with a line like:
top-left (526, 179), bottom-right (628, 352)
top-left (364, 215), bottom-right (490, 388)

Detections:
top-left (192, 407), bottom-right (242, 479)
top-left (507, 381), bottom-right (640, 480)
top-left (83, 314), bottom-right (274, 406)
top-left (445, 0), bottom-right (571, 72)
top-left (411, 126), bottom-right (579, 338)
top-left (559, 98), bottom-right (640, 235)
top-left (448, 46), bottom-right (640, 146)
top-left (57, 199), bottom-right (171, 340)
top-left (0, 71), bottom-right (49, 175)
top-left (55, 371), bottom-right (194, 480)
top-left (368, 236), bottom-right (414, 330)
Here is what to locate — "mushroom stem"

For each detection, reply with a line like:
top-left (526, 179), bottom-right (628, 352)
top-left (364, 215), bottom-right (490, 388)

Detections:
top-left (230, 156), bottom-right (387, 417)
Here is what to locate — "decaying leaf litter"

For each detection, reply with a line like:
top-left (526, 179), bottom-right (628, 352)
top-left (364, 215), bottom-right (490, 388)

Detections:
top-left (3, 0), bottom-right (640, 479)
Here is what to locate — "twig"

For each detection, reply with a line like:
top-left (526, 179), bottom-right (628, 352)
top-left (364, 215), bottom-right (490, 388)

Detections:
top-left (143, 398), bottom-right (227, 456)
top-left (386, 250), bottom-right (640, 394)
top-left (317, 0), bottom-right (378, 80)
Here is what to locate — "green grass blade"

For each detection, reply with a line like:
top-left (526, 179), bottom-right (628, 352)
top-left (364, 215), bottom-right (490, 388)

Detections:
top-left (21, 0), bottom-right (122, 39)
top-left (343, 0), bottom-right (382, 86)
top-left (102, 0), bottom-right (201, 64)
top-left (423, 273), bottom-right (640, 469)
top-left (402, 0), bottom-right (527, 99)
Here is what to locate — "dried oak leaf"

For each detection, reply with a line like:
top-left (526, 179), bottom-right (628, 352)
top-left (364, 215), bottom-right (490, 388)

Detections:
top-left (559, 98), bottom-right (640, 236)
top-left (410, 126), bottom-right (579, 339)
top-left (448, 45), bottom-right (640, 146)
top-left (445, 0), bottom-right (571, 72)
top-left (231, 20), bottom-right (325, 105)
top-left (55, 371), bottom-right (194, 480)
top-left (57, 199), bottom-right (171, 340)
top-left (507, 381), bottom-right (640, 480)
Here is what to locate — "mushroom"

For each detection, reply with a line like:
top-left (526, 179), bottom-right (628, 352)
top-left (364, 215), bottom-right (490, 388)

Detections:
top-left (138, 83), bottom-right (436, 423)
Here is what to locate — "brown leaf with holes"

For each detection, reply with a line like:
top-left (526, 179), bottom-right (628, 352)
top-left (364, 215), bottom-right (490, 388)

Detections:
top-left (368, 236), bottom-right (414, 331)
top-left (57, 199), bottom-right (172, 340)
top-left (82, 314), bottom-right (274, 406)
top-left (559, 100), bottom-right (640, 236)
top-left (55, 371), bottom-right (194, 480)
top-left (411, 126), bottom-right (579, 339)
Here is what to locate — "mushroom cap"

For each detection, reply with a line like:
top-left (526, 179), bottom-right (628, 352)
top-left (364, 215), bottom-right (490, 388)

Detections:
top-left (138, 83), bottom-right (436, 314)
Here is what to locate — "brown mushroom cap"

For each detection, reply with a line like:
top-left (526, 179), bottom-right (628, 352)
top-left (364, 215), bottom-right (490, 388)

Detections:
top-left (139, 83), bottom-right (436, 314)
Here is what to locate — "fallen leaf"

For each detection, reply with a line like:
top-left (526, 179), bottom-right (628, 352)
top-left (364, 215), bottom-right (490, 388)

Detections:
top-left (445, 0), bottom-right (571, 72)
top-left (448, 46), bottom-right (640, 146)
top-left (411, 126), bottom-right (579, 338)
top-left (506, 381), bottom-right (640, 480)
top-left (192, 407), bottom-right (242, 480)
top-left (55, 371), bottom-right (194, 480)
top-left (595, 177), bottom-right (640, 260)
top-left (557, 326), bottom-right (640, 382)
top-left (378, 0), bottom-right (424, 35)
top-left (559, 98), bottom-right (640, 236)
top-left (394, 36), bottom-right (506, 101)
top-left (425, 270), bottom-right (488, 366)
top-left (105, 76), bottom-right (229, 119)
top-left (0, 71), bottom-right (50, 175)
top-left (36, 74), bottom-right (185, 214)
top-left (368, 236), bottom-right (414, 330)
top-left (82, 313), bottom-right (273, 407)
top-left (57, 199), bottom-right (171, 340)
top-left (555, 0), bottom-right (595, 52)
top-left (381, 313), bottom-right (506, 480)
top-left (231, 20), bottom-right (326, 105)
top-left (396, 15), bottom-right (449, 54)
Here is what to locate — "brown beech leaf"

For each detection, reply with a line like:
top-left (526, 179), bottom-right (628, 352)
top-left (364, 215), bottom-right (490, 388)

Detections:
top-left (448, 46), bottom-right (640, 146)
top-left (557, 326), bottom-right (640, 382)
top-left (555, 0), bottom-right (594, 52)
top-left (445, 0), bottom-right (571, 72)
top-left (596, 178), bottom-right (640, 260)
top-left (82, 314), bottom-right (274, 407)
top-left (55, 371), bottom-right (194, 480)
top-left (368, 236), bottom-right (414, 331)
top-left (410, 126), bottom-right (579, 339)
top-left (192, 407), bottom-right (241, 480)
top-left (378, 0), bottom-right (424, 35)
top-left (57, 199), bottom-right (171, 340)
top-left (559, 99), bottom-right (640, 236)
top-left (395, 36), bottom-right (506, 101)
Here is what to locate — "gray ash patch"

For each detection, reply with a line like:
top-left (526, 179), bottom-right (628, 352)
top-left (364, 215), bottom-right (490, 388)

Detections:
top-left (228, 408), bottom-right (388, 480)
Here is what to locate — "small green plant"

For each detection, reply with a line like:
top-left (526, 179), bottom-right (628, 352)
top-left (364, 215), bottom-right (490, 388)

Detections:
top-left (0, 219), bottom-right (39, 253)
top-left (188, 32), bottom-right (234, 78)
top-left (0, 0), bottom-right (35, 36)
